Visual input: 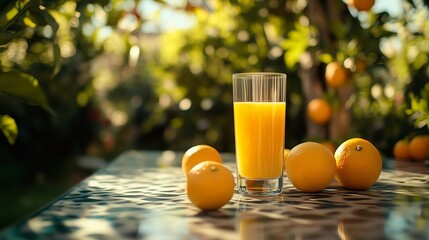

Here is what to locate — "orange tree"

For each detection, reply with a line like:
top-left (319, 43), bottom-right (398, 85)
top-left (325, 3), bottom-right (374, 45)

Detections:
top-left (0, 0), bottom-right (155, 227)
top-left (0, 0), bottom-right (155, 181)
top-left (151, 0), bottom-right (429, 155)
top-left (0, 0), bottom-right (72, 227)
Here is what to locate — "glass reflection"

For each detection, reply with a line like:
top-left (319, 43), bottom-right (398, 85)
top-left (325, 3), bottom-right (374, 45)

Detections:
top-left (237, 196), bottom-right (285, 240)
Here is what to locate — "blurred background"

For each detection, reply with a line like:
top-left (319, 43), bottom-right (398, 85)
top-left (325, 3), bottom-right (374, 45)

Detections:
top-left (0, 0), bottom-right (428, 229)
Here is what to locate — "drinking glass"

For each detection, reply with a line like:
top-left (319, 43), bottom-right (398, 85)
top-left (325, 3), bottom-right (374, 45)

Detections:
top-left (232, 72), bottom-right (286, 196)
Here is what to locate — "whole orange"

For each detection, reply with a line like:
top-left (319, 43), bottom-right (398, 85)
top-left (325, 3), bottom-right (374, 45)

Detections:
top-left (408, 136), bottom-right (429, 161)
top-left (325, 61), bottom-right (348, 88)
top-left (335, 138), bottom-right (382, 190)
top-left (186, 161), bottom-right (235, 211)
top-left (307, 98), bottom-right (332, 125)
top-left (182, 145), bottom-right (222, 177)
top-left (393, 139), bottom-right (411, 160)
top-left (285, 142), bottom-right (336, 192)
top-left (348, 0), bottom-right (375, 12)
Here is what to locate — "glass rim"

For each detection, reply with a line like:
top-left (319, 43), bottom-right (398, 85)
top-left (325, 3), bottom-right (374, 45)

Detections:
top-left (233, 72), bottom-right (286, 78)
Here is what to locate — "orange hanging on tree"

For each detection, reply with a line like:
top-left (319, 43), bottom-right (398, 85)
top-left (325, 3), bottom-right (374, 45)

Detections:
top-left (348, 0), bottom-right (376, 12)
top-left (325, 61), bottom-right (348, 88)
top-left (307, 98), bottom-right (333, 125)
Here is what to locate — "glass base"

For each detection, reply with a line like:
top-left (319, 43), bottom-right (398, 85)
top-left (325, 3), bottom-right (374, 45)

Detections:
top-left (237, 175), bottom-right (283, 196)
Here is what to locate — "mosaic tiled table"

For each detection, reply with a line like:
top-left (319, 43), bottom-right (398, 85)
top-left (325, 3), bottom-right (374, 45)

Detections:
top-left (1, 150), bottom-right (428, 239)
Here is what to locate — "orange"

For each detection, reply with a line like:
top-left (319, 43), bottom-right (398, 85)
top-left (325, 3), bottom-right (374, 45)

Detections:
top-left (186, 161), bottom-right (235, 211)
top-left (325, 61), bottom-right (348, 88)
top-left (285, 142), bottom-right (336, 192)
top-left (335, 138), bottom-right (382, 190)
top-left (393, 139), bottom-right (411, 160)
top-left (348, 0), bottom-right (375, 12)
top-left (408, 135), bottom-right (429, 161)
top-left (182, 145), bottom-right (222, 177)
top-left (307, 98), bottom-right (332, 125)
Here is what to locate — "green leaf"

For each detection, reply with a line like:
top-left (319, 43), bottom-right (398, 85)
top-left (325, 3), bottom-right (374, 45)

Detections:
top-left (38, 9), bottom-right (59, 33)
top-left (0, 0), bottom-right (39, 34)
top-left (317, 53), bottom-right (333, 64)
top-left (0, 71), bottom-right (53, 113)
top-left (406, 94), bottom-right (429, 129)
top-left (281, 24), bottom-right (311, 69)
top-left (0, 115), bottom-right (18, 144)
top-left (283, 40), bottom-right (307, 69)
top-left (51, 41), bottom-right (61, 77)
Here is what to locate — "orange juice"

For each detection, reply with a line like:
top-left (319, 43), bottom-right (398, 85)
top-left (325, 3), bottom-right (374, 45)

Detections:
top-left (234, 102), bottom-right (286, 179)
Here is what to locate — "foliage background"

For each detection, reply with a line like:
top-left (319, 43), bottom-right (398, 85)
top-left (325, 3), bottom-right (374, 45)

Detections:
top-left (0, 0), bottom-right (428, 229)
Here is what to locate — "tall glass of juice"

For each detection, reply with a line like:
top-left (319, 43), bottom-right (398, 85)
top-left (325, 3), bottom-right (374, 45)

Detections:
top-left (232, 72), bottom-right (286, 196)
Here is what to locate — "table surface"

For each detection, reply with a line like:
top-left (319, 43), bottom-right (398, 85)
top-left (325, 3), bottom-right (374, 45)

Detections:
top-left (1, 150), bottom-right (428, 240)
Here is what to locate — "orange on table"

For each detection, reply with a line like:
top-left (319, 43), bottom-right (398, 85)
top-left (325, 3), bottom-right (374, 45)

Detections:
top-left (335, 138), bottom-right (382, 190)
top-left (408, 135), bottom-right (429, 161)
top-left (307, 98), bottom-right (332, 125)
top-left (285, 142), bottom-right (336, 192)
top-left (393, 139), bottom-right (411, 161)
top-left (186, 161), bottom-right (235, 211)
top-left (325, 61), bottom-right (348, 88)
top-left (348, 0), bottom-right (375, 12)
top-left (182, 145), bottom-right (222, 177)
